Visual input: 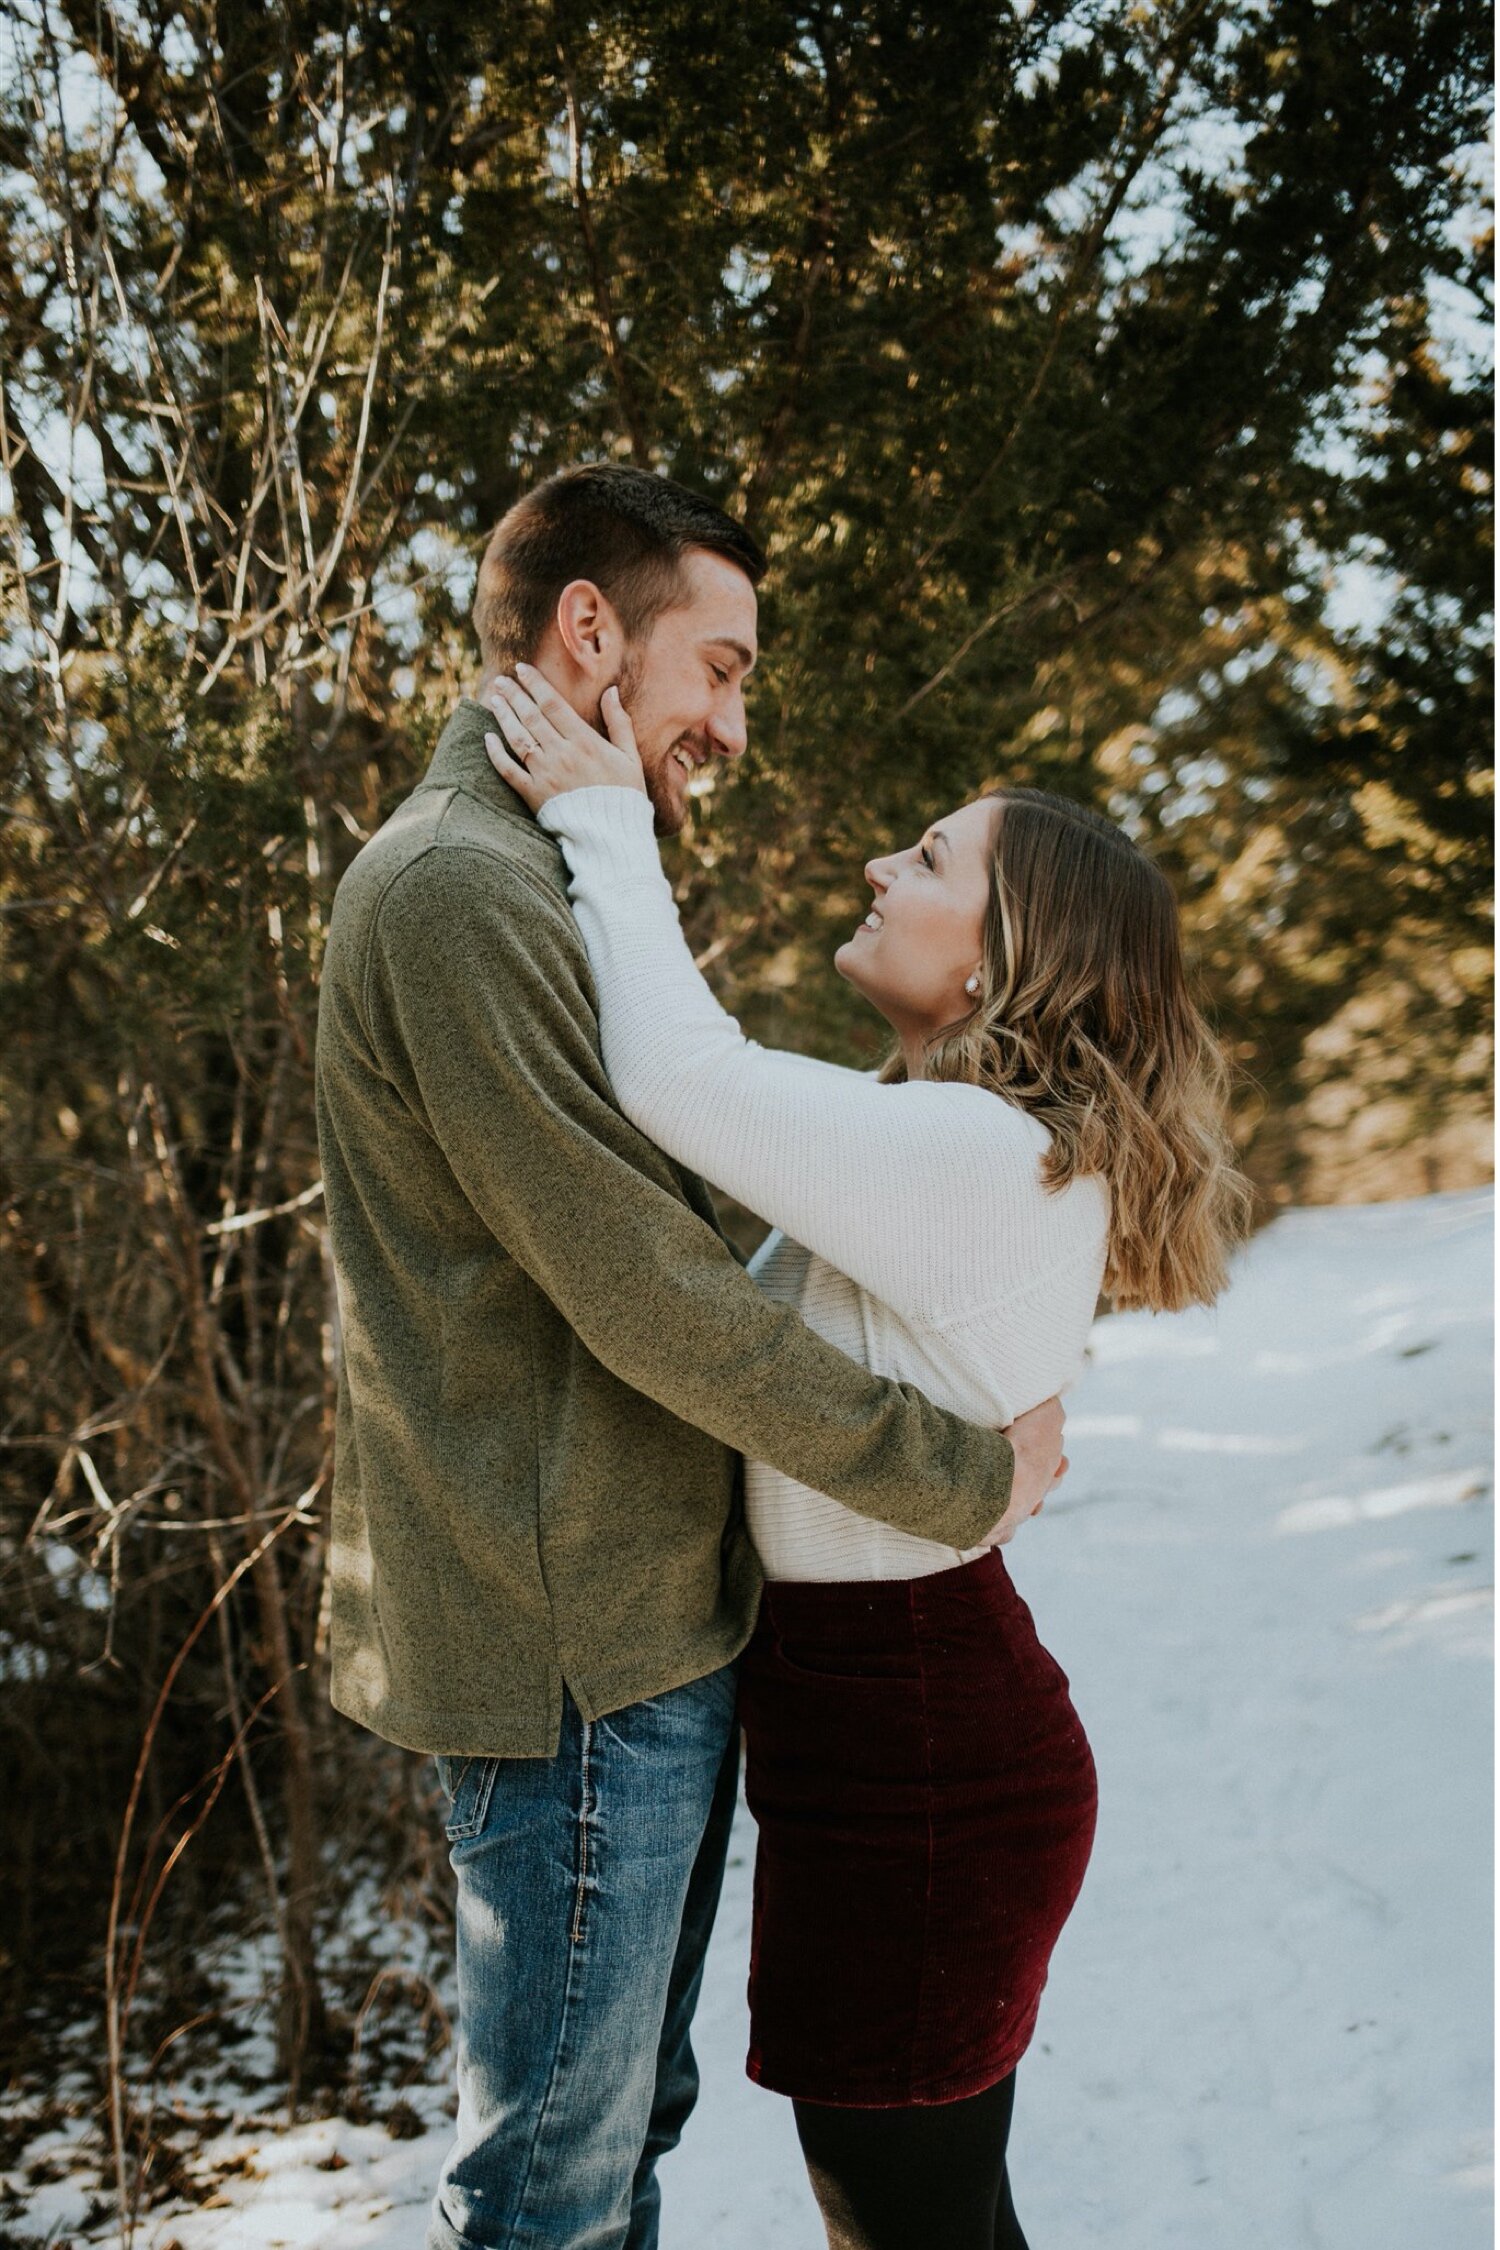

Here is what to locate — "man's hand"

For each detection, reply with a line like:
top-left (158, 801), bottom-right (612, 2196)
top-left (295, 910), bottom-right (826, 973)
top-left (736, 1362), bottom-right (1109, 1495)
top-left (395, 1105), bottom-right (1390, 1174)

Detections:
top-left (981, 1395), bottom-right (1068, 1547)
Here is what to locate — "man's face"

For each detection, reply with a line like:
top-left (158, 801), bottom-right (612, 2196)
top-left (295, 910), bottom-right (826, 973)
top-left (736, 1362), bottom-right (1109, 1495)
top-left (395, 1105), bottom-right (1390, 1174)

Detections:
top-left (615, 548), bottom-right (759, 836)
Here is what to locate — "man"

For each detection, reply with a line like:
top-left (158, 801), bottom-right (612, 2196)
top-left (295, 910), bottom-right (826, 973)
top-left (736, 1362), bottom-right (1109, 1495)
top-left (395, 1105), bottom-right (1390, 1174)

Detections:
top-left (315, 464), bottom-right (1065, 2250)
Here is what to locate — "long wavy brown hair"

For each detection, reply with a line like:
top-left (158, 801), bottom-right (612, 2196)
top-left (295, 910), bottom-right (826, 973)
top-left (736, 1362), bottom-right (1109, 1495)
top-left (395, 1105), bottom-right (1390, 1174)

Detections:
top-left (881, 787), bottom-right (1252, 1311)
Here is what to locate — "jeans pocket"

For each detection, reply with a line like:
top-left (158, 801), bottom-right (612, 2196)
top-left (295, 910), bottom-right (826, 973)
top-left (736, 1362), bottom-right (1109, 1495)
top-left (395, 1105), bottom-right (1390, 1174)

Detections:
top-left (434, 1753), bottom-right (501, 1841)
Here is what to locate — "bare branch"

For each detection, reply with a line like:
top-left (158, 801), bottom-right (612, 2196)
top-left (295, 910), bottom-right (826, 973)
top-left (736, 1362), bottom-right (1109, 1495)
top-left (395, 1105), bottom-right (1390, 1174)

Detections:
top-left (204, 1179), bottom-right (324, 1239)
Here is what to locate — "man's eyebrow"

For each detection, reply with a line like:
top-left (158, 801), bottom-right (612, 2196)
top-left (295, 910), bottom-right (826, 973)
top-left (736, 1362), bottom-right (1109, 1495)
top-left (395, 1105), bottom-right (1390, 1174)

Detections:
top-left (704, 636), bottom-right (756, 675)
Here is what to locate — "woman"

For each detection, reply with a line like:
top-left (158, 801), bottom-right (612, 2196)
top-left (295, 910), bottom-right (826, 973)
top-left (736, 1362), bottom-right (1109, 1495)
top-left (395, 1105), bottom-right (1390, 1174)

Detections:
top-left (483, 666), bottom-right (1250, 2250)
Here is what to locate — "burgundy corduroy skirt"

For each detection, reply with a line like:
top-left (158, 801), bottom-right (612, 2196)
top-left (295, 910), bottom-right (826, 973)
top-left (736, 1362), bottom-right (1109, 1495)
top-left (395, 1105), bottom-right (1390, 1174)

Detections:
top-left (739, 1548), bottom-right (1097, 2107)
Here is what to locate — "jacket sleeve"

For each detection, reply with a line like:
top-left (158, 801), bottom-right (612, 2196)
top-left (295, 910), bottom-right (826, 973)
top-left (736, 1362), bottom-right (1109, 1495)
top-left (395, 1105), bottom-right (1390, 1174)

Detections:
top-left (538, 787), bottom-right (1041, 1325)
top-left (363, 841), bottom-right (1012, 1547)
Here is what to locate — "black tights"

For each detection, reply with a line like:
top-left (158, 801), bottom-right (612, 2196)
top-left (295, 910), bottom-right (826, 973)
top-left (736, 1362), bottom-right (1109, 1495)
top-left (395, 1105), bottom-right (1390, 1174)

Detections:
top-left (793, 2071), bottom-right (1030, 2250)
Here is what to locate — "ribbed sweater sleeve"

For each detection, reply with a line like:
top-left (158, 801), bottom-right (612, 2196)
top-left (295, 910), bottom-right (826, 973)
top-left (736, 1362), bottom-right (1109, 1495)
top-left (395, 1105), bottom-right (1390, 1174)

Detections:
top-left (538, 787), bottom-right (1085, 1328)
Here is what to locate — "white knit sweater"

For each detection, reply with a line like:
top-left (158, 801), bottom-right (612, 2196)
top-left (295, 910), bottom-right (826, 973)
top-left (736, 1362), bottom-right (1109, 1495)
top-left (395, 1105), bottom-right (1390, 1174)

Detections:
top-left (537, 788), bottom-right (1111, 1581)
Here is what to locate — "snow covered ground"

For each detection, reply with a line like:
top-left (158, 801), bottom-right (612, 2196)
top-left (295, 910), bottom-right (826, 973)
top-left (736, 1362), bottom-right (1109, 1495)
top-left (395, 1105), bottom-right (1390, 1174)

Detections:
top-left (12, 1189), bottom-right (1493, 2249)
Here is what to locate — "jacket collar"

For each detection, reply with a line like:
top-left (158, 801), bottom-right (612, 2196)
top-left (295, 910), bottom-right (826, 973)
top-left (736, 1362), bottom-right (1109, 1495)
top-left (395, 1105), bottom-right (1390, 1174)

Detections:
top-left (417, 697), bottom-right (537, 832)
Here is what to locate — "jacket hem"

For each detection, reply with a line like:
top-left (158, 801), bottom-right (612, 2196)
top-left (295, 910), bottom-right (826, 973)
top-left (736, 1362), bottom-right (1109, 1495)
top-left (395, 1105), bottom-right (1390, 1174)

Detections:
top-left (564, 1619), bottom-right (757, 1729)
top-left (329, 1613), bottom-right (758, 1759)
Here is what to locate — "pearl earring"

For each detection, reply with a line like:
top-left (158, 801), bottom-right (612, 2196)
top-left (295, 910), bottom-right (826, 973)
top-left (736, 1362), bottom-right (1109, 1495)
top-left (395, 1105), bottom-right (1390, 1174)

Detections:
top-left (965, 975), bottom-right (981, 997)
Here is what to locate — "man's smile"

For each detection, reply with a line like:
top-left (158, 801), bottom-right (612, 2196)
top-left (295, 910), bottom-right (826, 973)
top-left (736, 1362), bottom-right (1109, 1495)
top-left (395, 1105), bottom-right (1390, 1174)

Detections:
top-left (668, 736), bottom-right (715, 783)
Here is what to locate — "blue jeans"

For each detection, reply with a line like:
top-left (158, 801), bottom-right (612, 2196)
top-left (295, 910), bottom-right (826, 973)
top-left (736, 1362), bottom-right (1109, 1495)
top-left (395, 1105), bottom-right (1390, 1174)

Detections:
top-left (426, 1665), bottom-right (741, 2250)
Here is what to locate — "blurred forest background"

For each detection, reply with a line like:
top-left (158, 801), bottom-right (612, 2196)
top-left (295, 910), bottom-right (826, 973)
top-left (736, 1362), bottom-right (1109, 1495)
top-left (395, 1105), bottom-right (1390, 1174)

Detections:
top-left (0, 0), bottom-right (1491, 2217)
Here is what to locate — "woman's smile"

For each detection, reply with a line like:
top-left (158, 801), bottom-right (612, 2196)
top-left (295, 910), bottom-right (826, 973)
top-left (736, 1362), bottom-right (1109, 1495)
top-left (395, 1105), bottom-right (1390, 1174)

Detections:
top-left (834, 797), bottom-right (999, 1072)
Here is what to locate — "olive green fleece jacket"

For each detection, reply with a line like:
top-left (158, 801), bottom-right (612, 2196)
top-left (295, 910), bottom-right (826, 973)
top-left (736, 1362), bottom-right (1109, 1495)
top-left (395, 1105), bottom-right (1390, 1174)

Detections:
top-left (314, 700), bottom-right (1016, 1757)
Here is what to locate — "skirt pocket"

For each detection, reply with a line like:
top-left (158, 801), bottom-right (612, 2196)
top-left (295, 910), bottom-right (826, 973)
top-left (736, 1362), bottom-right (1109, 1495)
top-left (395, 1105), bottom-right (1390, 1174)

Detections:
top-left (772, 1635), bottom-right (922, 1687)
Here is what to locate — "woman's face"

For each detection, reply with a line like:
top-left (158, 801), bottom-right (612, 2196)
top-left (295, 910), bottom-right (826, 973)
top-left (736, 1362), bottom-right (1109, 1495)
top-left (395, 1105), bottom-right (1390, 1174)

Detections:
top-left (835, 797), bottom-right (1000, 1048)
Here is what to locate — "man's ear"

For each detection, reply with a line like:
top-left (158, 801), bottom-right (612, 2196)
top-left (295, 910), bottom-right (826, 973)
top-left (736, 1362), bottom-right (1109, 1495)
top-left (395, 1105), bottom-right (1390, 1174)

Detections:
top-left (554, 579), bottom-right (624, 679)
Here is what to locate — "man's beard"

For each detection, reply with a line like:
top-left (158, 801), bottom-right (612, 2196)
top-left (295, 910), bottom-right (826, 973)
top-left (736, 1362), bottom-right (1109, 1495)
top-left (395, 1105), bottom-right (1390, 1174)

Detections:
top-left (609, 647), bottom-right (645, 719)
top-left (608, 648), bottom-right (694, 839)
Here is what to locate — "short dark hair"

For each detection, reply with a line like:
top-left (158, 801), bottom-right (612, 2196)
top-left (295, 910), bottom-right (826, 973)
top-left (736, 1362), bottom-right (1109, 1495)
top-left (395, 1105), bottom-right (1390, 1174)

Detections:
top-left (472, 464), bottom-right (766, 671)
